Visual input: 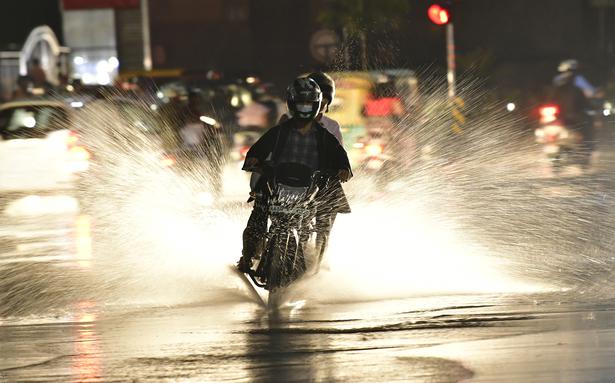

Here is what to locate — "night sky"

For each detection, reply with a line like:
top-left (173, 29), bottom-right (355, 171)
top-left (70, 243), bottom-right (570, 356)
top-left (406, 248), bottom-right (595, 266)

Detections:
top-left (0, 1), bottom-right (63, 50)
top-left (1, 0), bottom-right (613, 93)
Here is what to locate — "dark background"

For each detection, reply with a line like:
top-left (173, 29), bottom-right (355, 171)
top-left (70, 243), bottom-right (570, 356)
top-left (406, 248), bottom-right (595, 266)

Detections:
top-left (1, 0), bottom-right (614, 97)
top-left (0, 1), bottom-right (64, 50)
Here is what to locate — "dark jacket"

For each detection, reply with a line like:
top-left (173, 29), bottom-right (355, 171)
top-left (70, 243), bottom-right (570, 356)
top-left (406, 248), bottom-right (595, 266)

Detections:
top-left (553, 74), bottom-right (591, 123)
top-left (242, 118), bottom-right (352, 213)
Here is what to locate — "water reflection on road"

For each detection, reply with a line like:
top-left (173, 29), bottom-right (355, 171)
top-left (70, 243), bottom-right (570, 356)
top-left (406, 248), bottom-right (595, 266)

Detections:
top-left (5, 291), bottom-right (615, 382)
top-left (72, 302), bottom-right (102, 382)
top-left (0, 293), bottom-right (511, 382)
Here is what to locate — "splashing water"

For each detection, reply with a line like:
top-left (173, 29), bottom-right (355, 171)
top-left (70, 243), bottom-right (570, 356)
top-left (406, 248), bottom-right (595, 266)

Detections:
top-left (3, 76), bottom-right (615, 317)
top-left (77, 85), bottom-right (542, 304)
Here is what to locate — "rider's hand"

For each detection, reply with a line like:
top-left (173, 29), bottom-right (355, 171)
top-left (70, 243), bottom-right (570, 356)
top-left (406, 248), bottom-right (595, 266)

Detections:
top-left (337, 169), bottom-right (351, 183)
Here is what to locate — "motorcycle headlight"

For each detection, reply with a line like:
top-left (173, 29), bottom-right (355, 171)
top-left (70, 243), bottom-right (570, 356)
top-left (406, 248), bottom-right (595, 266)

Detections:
top-left (199, 115), bottom-right (218, 126)
top-left (365, 143), bottom-right (383, 156)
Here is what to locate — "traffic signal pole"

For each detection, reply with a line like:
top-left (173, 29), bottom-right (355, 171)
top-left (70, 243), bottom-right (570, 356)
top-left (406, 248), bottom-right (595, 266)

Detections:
top-left (141, 0), bottom-right (152, 71)
top-left (427, 2), bottom-right (463, 133)
top-left (427, 2), bottom-right (455, 98)
top-left (446, 22), bottom-right (456, 99)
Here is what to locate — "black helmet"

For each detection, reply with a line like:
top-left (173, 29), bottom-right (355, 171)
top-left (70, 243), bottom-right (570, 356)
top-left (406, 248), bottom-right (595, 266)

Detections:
top-left (307, 72), bottom-right (335, 104)
top-left (286, 77), bottom-right (322, 120)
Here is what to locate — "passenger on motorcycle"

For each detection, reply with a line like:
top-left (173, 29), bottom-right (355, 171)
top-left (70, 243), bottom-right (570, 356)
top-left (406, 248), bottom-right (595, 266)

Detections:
top-left (306, 72), bottom-right (345, 267)
top-left (307, 71), bottom-right (344, 145)
top-left (237, 77), bottom-right (352, 273)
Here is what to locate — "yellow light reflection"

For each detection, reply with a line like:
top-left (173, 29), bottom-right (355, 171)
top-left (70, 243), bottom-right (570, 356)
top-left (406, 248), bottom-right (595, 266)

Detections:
top-left (74, 215), bottom-right (93, 268)
top-left (72, 304), bottom-right (102, 381)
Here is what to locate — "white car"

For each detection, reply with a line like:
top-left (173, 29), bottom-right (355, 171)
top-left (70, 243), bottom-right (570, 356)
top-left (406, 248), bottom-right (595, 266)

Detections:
top-left (0, 100), bottom-right (90, 210)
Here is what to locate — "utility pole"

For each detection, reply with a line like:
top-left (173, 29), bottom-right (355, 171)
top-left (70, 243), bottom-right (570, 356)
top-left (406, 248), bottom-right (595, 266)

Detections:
top-left (428, 2), bottom-right (464, 134)
top-left (446, 22), bottom-right (456, 98)
top-left (141, 0), bottom-right (152, 71)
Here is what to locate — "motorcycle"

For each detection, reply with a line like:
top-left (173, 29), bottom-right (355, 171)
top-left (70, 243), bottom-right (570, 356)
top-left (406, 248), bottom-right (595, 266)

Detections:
top-left (356, 130), bottom-right (406, 187)
top-left (534, 104), bottom-right (580, 172)
top-left (242, 162), bottom-right (336, 292)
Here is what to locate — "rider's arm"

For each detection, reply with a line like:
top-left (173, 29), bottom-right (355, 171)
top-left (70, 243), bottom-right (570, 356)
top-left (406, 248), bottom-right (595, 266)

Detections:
top-left (575, 75), bottom-right (597, 98)
top-left (330, 120), bottom-right (344, 146)
top-left (325, 132), bottom-right (353, 181)
top-left (244, 157), bottom-right (259, 168)
top-left (241, 126), bottom-right (279, 171)
top-left (321, 115), bottom-right (344, 145)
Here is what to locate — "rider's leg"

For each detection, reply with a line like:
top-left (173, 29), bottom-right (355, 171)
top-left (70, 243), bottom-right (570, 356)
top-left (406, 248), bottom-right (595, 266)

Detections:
top-left (238, 202), bottom-right (267, 272)
top-left (315, 210), bottom-right (336, 269)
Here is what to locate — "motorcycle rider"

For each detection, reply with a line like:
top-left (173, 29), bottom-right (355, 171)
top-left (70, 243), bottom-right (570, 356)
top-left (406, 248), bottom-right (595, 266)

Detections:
top-left (253, 72), bottom-right (346, 267)
top-left (278, 72), bottom-right (343, 142)
top-left (552, 59), bottom-right (596, 166)
top-left (237, 77), bottom-right (352, 273)
top-left (554, 59), bottom-right (597, 99)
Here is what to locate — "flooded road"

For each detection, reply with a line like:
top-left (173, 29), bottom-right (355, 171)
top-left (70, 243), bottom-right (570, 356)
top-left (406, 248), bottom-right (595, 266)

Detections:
top-left (3, 140), bottom-right (615, 381)
top-left (3, 288), bottom-right (615, 382)
top-left (1, 203), bottom-right (614, 382)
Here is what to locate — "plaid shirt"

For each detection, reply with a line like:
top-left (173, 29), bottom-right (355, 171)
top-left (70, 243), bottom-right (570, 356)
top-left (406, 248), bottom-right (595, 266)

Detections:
top-left (277, 125), bottom-right (319, 170)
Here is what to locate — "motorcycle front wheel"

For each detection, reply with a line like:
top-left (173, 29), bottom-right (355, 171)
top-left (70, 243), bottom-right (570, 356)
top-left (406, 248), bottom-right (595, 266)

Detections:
top-left (265, 231), bottom-right (302, 290)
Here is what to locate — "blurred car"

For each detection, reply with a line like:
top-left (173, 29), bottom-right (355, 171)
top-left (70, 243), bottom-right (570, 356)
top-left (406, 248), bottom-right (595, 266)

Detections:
top-left (91, 96), bottom-right (163, 143)
top-left (328, 70), bottom-right (419, 166)
top-left (327, 72), bottom-right (372, 166)
top-left (156, 80), bottom-right (251, 130)
top-left (0, 94), bottom-right (172, 212)
top-left (0, 99), bottom-right (90, 211)
top-left (74, 96), bottom-right (169, 174)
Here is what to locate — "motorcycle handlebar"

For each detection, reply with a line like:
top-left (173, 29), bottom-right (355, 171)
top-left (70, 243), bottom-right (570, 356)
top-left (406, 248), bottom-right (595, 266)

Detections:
top-left (245, 161), bottom-right (340, 179)
top-left (312, 169), bottom-right (339, 180)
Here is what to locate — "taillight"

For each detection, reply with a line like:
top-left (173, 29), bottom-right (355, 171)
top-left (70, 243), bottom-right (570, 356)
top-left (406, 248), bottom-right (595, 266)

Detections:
top-left (66, 131), bottom-right (90, 172)
top-left (539, 105), bottom-right (559, 124)
top-left (66, 131), bottom-right (79, 147)
top-left (160, 155), bottom-right (176, 167)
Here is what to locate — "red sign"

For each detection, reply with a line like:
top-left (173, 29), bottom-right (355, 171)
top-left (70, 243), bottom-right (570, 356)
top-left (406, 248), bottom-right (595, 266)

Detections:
top-left (63, 0), bottom-right (140, 9)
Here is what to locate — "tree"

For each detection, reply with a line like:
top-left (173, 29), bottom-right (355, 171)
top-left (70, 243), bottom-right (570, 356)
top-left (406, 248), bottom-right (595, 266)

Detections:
top-left (318, 0), bottom-right (410, 69)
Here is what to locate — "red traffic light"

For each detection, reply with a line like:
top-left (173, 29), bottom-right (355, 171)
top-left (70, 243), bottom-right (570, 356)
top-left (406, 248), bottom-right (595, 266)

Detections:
top-left (428, 4), bottom-right (450, 25)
